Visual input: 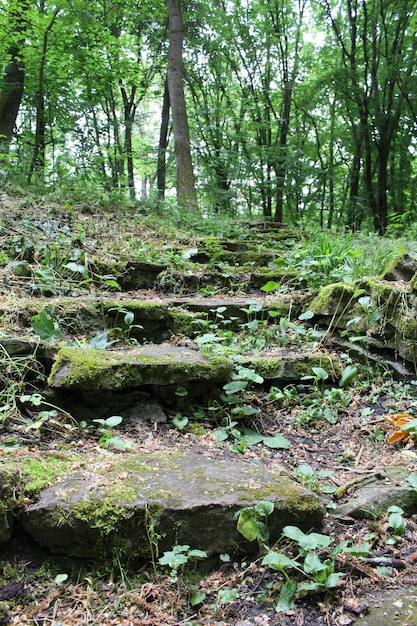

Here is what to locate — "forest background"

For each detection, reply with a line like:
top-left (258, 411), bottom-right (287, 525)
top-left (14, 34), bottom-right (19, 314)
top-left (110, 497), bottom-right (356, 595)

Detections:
top-left (0, 0), bottom-right (416, 236)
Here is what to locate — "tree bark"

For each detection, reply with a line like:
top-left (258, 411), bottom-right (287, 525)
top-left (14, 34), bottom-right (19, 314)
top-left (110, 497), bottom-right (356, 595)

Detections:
top-left (0, 0), bottom-right (30, 151)
top-left (166, 0), bottom-right (198, 210)
top-left (120, 84), bottom-right (137, 200)
top-left (157, 76), bottom-right (170, 200)
top-left (28, 8), bottom-right (61, 183)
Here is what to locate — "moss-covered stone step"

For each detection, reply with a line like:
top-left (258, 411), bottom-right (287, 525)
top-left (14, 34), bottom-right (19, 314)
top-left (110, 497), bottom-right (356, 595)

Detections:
top-left (14, 449), bottom-right (325, 559)
top-left (49, 345), bottom-right (231, 391)
top-left (0, 292), bottom-right (307, 345)
top-left (48, 344), bottom-right (341, 402)
top-left (309, 277), bottom-right (417, 367)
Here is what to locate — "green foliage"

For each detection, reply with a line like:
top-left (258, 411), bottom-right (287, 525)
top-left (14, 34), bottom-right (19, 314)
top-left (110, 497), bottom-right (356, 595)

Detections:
top-left (235, 501), bottom-right (274, 551)
top-left (93, 416), bottom-right (135, 451)
top-left (158, 545), bottom-right (207, 581)
top-left (259, 524), bottom-right (366, 612)
top-left (32, 309), bottom-right (63, 345)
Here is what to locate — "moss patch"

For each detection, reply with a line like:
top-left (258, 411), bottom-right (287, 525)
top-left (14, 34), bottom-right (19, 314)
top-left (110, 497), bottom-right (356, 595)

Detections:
top-left (48, 345), bottom-right (232, 390)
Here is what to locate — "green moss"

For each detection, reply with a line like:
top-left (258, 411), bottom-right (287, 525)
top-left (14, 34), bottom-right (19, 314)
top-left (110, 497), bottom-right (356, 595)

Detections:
top-left (167, 309), bottom-right (200, 336)
top-left (73, 500), bottom-right (133, 535)
top-left (49, 346), bottom-right (231, 390)
top-left (243, 354), bottom-right (341, 382)
top-left (309, 282), bottom-right (357, 316)
top-left (6, 454), bottom-right (81, 496)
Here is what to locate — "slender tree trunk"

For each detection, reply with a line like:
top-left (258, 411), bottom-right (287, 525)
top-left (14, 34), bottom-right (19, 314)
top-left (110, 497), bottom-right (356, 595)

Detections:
top-left (28, 8), bottom-right (61, 183)
top-left (157, 77), bottom-right (170, 199)
top-left (166, 0), bottom-right (198, 210)
top-left (120, 84), bottom-right (137, 200)
top-left (0, 0), bottom-right (30, 151)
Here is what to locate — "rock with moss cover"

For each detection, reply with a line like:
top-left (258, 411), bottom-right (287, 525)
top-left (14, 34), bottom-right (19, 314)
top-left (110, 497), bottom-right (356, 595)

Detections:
top-left (20, 450), bottom-right (325, 559)
top-left (48, 345), bottom-right (232, 391)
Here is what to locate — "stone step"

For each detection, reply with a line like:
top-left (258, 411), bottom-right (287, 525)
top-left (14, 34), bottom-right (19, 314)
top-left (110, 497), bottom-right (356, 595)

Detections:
top-left (1, 449), bottom-right (325, 559)
top-left (49, 344), bottom-right (341, 397)
top-left (0, 292), bottom-right (308, 347)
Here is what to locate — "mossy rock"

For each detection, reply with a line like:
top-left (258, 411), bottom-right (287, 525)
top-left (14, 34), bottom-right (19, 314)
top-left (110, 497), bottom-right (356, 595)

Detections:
top-left (243, 353), bottom-right (342, 382)
top-left (309, 282), bottom-right (358, 318)
top-left (380, 252), bottom-right (417, 282)
top-left (20, 450), bottom-right (325, 559)
top-left (49, 345), bottom-right (232, 391)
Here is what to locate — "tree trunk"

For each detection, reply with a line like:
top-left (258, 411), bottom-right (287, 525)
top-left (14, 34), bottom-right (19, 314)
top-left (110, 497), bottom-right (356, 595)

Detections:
top-left (0, 0), bottom-right (30, 151)
top-left (157, 77), bottom-right (170, 200)
top-left (166, 0), bottom-right (198, 210)
top-left (121, 84), bottom-right (137, 200)
top-left (28, 9), bottom-right (61, 184)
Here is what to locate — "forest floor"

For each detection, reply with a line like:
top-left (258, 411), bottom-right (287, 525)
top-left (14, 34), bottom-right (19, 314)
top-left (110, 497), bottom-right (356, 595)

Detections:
top-left (0, 196), bottom-right (417, 625)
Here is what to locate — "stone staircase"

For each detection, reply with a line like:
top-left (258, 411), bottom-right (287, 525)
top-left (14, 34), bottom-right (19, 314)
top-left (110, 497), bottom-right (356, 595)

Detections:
top-left (1, 222), bottom-right (416, 562)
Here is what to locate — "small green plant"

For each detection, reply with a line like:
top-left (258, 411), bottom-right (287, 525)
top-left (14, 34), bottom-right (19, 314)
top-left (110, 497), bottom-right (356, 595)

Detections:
top-left (235, 501), bottom-right (274, 552)
top-left (386, 505), bottom-right (406, 544)
top-left (20, 392), bottom-right (78, 434)
top-left (158, 545), bottom-right (207, 581)
top-left (261, 525), bottom-right (348, 612)
top-left (108, 307), bottom-right (143, 344)
top-left (31, 309), bottom-right (63, 344)
top-left (291, 464), bottom-right (336, 494)
top-left (93, 415), bottom-right (135, 451)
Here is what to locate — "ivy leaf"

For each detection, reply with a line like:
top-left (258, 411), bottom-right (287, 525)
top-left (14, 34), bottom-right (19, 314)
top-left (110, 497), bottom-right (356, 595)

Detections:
top-left (32, 310), bottom-right (63, 344)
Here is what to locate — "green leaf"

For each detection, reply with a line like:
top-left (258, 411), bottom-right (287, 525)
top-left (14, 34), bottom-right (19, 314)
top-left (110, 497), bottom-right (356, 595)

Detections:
top-left (236, 509), bottom-right (258, 542)
top-left (188, 549), bottom-right (207, 558)
top-left (261, 280), bottom-right (280, 293)
top-left (275, 580), bottom-right (297, 612)
top-left (282, 526), bottom-right (333, 551)
top-left (217, 588), bottom-right (237, 603)
top-left (54, 573), bottom-right (68, 584)
top-left (105, 415), bottom-right (123, 427)
top-left (298, 310), bottom-right (314, 321)
top-left (32, 310), bottom-right (63, 344)
top-left (406, 474), bottom-right (417, 490)
top-left (312, 367), bottom-right (329, 381)
top-left (191, 591), bottom-right (206, 606)
top-left (401, 419), bottom-right (417, 432)
top-left (102, 436), bottom-right (135, 451)
top-left (175, 387), bottom-right (189, 397)
top-left (235, 367), bottom-right (264, 383)
top-left (263, 434), bottom-right (291, 449)
top-left (20, 393), bottom-right (43, 406)
top-left (261, 551), bottom-right (295, 572)
top-left (254, 501), bottom-right (274, 517)
top-left (64, 262), bottom-right (88, 276)
top-left (303, 553), bottom-right (326, 574)
top-left (172, 414), bottom-right (189, 430)
top-left (241, 428), bottom-right (264, 446)
top-left (339, 365), bottom-right (358, 388)
top-left (123, 311), bottom-right (135, 326)
top-left (223, 380), bottom-right (247, 394)
top-left (212, 428), bottom-right (229, 441)
top-left (325, 572), bottom-right (345, 588)
top-left (88, 331), bottom-right (115, 349)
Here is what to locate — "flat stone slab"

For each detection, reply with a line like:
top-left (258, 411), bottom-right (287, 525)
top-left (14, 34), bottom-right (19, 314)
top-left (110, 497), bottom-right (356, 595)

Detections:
top-left (49, 345), bottom-right (232, 390)
top-left (20, 450), bottom-right (325, 559)
top-left (49, 344), bottom-right (342, 393)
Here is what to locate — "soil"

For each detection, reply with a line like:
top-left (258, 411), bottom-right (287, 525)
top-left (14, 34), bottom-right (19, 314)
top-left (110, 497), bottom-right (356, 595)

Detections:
top-left (0, 197), bottom-right (417, 625)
